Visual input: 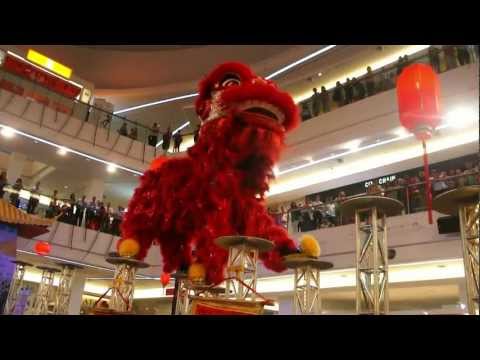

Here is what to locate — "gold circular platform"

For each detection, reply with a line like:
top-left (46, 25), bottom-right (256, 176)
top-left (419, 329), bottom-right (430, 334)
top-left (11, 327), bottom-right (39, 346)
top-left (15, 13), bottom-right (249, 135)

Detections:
top-left (432, 186), bottom-right (480, 216)
top-left (283, 254), bottom-right (333, 270)
top-left (105, 256), bottom-right (150, 269)
top-left (215, 236), bottom-right (274, 253)
top-left (339, 196), bottom-right (404, 218)
top-left (36, 265), bottom-right (61, 273)
top-left (190, 284), bottom-right (225, 294)
top-left (55, 262), bottom-right (84, 270)
top-left (11, 260), bottom-right (33, 267)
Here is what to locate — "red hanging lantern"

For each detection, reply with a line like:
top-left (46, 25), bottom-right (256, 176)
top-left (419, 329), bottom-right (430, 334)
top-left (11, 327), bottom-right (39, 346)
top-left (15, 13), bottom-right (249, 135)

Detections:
top-left (396, 63), bottom-right (441, 225)
top-left (397, 63), bottom-right (441, 140)
top-left (160, 272), bottom-right (170, 287)
top-left (34, 241), bottom-right (51, 256)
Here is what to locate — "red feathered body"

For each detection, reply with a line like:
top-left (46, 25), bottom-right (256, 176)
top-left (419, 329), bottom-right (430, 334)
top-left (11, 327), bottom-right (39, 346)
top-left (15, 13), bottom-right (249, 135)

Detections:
top-left (121, 62), bottom-right (300, 284)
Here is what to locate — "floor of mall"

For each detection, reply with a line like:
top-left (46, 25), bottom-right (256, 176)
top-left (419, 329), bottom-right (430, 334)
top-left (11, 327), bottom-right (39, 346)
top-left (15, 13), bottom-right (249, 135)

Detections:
top-left (0, 44), bottom-right (478, 316)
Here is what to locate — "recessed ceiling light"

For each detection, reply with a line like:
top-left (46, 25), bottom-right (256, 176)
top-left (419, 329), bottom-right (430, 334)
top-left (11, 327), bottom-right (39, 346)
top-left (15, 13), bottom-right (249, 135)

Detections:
top-left (0, 126), bottom-right (15, 138)
top-left (64, 186), bottom-right (68, 189)
top-left (57, 147), bottom-right (68, 156)
top-left (107, 163), bottom-right (117, 173)
top-left (317, 72), bottom-right (323, 77)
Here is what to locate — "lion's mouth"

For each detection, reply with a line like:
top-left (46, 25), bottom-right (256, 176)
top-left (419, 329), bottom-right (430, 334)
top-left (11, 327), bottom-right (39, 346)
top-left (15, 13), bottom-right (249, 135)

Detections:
top-left (237, 100), bottom-right (286, 133)
top-left (238, 100), bottom-right (285, 123)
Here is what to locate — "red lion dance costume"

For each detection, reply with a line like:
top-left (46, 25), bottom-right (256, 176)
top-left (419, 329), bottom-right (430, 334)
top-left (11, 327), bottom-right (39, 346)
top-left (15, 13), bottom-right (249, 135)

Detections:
top-left (120, 62), bottom-right (300, 284)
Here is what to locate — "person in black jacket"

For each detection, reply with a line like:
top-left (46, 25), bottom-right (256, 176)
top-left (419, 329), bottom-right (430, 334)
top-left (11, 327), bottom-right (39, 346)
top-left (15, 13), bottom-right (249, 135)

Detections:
top-left (300, 102), bottom-right (312, 121)
top-left (353, 78), bottom-right (366, 101)
top-left (332, 81), bottom-right (345, 107)
top-left (365, 66), bottom-right (376, 96)
top-left (0, 171), bottom-right (8, 200)
top-left (162, 126), bottom-right (172, 154)
top-left (320, 86), bottom-right (330, 113)
top-left (428, 46), bottom-right (441, 73)
top-left (456, 46), bottom-right (471, 66)
top-left (344, 78), bottom-right (354, 104)
top-left (310, 88), bottom-right (322, 117)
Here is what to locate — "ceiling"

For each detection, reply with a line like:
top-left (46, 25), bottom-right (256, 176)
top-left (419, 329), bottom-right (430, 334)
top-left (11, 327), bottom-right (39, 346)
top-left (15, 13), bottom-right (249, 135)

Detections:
top-left (0, 132), bottom-right (139, 206)
top-left (11, 45), bottom-right (302, 90)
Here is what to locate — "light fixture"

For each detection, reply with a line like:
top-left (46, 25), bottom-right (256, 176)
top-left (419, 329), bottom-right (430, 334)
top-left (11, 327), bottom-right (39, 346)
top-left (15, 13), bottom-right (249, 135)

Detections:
top-left (57, 147), bottom-right (68, 156)
top-left (460, 303), bottom-right (466, 310)
top-left (444, 106), bottom-right (478, 128)
top-left (265, 45), bottom-right (336, 80)
top-left (107, 163), bottom-right (117, 173)
top-left (156, 121), bottom-right (191, 148)
top-left (269, 124), bottom-right (477, 196)
top-left (317, 72), bottom-right (323, 77)
top-left (114, 46), bottom-right (337, 115)
top-left (64, 185), bottom-right (68, 189)
top-left (0, 124), bottom-right (143, 176)
top-left (0, 126), bottom-right (15, 138)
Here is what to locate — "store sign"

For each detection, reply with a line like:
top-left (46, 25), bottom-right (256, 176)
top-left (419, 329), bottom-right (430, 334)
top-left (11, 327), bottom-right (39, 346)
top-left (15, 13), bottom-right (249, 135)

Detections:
top-left (27, 49), bottom-right (72, 79)
top-left (364, 175), bottom-right (396, 188)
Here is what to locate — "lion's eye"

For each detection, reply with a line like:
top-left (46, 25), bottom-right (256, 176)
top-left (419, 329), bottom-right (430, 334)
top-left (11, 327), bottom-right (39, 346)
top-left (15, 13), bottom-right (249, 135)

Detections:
top-left (221, 74), bottom-right (241, 87)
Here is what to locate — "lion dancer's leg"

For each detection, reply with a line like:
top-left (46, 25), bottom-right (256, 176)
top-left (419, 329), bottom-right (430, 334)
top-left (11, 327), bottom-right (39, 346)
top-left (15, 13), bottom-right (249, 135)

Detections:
top-left (245, 202), bottom-right (299, 272)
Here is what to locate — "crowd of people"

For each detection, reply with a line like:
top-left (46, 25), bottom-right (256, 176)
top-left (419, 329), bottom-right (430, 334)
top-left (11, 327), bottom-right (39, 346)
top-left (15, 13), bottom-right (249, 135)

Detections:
top-left (46, 194), bottom-right (126, 236)
top-left (0, 174), bottom-right (125, 236)
top-left (270, 158), bottom-right (480, 233)
top-left (116, 121), bottom-right (188, 153)
top-left (301, 45), bottom-right (476, 122)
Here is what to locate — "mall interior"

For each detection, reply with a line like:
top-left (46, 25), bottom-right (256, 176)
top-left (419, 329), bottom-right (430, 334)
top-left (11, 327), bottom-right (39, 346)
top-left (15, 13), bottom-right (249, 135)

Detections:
top-left (0, 45), bottom-right (478, 316)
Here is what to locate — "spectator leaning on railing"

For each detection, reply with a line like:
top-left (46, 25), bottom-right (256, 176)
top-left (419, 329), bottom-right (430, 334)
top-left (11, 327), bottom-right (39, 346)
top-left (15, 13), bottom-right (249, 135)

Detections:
top-left (0, 171), bottom-right (7, 199)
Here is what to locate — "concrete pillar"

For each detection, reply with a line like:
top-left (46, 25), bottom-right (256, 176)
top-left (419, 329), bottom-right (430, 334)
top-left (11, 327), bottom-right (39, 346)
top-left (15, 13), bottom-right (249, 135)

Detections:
top-left (67, 272), bottom-right (86, 315)
top-left (6, 152), bottom-right (27, 185)
top-left (29, 166), bottom-right (56, 187)
top-left (457, 280), bottom-right (468, 313)
top-left (83, 178), bottom-right (105, 201)
top-left (277, 296), bottom-right (294, 315)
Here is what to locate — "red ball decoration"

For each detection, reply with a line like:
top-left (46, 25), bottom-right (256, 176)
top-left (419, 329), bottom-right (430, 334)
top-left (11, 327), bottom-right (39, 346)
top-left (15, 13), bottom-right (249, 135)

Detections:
top-left (396, 63), bottom-right (441, 140)
top-left (160, 272), bottom-right (170, 287)
top-left (149, 157), bottom-right (167, 171)
top-left (34, 241), bottom-right (51, 256)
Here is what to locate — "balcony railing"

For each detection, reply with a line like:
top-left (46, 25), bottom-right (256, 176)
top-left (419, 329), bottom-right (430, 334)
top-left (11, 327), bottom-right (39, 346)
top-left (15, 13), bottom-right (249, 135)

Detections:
top-left (298, 45), bottom-right (478, 122)
top-left (271, 171), bottom-right (480, 233)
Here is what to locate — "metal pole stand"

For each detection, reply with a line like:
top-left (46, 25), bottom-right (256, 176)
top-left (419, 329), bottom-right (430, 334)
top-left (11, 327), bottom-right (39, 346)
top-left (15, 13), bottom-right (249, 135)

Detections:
top-left (3, 260), bottom-right (33, 315)
top-left (106, 254), bottom-right (149, 313)
top-left (171, 271), bottom-right (189, 315)
top-left (172, 272), bottom-right (225, 315)
top-left (215, 236), bottom-right (273, 300)
top-left (31, 266), bottom-right (61, 315)
top-left (283, 255), bottom-right (333, 314)
top-left (433, 186), bottom-right (480, 315)
top-left (54, 263), bottom-right (83, 315)
top-left (340, 196), bottom-right (403, 315)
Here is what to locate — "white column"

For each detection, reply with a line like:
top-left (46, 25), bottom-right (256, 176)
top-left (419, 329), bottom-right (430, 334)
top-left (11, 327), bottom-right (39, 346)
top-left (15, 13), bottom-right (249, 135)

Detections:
top-left (457, 280), bottom-right (468, 313)
top-left (67, 272), bottom-right (86, 315)
top-left (277, 296), bottom-right (294, 315)
top-left (83, 178), bottom-right (105, 201)
top-left (6, 152), bottom-right (27, 184)
top-left (29, 166), bottom-right (56, 187)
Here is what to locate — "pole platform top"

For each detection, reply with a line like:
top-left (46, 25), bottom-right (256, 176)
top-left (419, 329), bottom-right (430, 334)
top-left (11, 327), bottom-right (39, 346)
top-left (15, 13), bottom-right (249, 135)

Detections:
top-left (215, 236), bottom-right (274, 252)
top-left (283, 254), bottom-right (333, 270)
top-left (54, 262), bottom-right (84, 270)
top-left (432, 185), bottom-right (480, 216)
top-left (339, 196), bottom-right (404, 218)
top-left (11, 260), bottom-right (33, 267)
top-left (36, 265), bottom-right (61, 273)
top-left (105, 256), bottom-right (150, 268)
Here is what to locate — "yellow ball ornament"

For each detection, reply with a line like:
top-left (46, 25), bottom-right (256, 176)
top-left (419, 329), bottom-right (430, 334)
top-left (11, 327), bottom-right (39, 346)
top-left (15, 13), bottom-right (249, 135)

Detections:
top-left (118, 238), bottom-right (140, 257)
top-left (300, 234), bottom-right (321, 258)
top-left (188, 263), bottom-right (206, 283)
